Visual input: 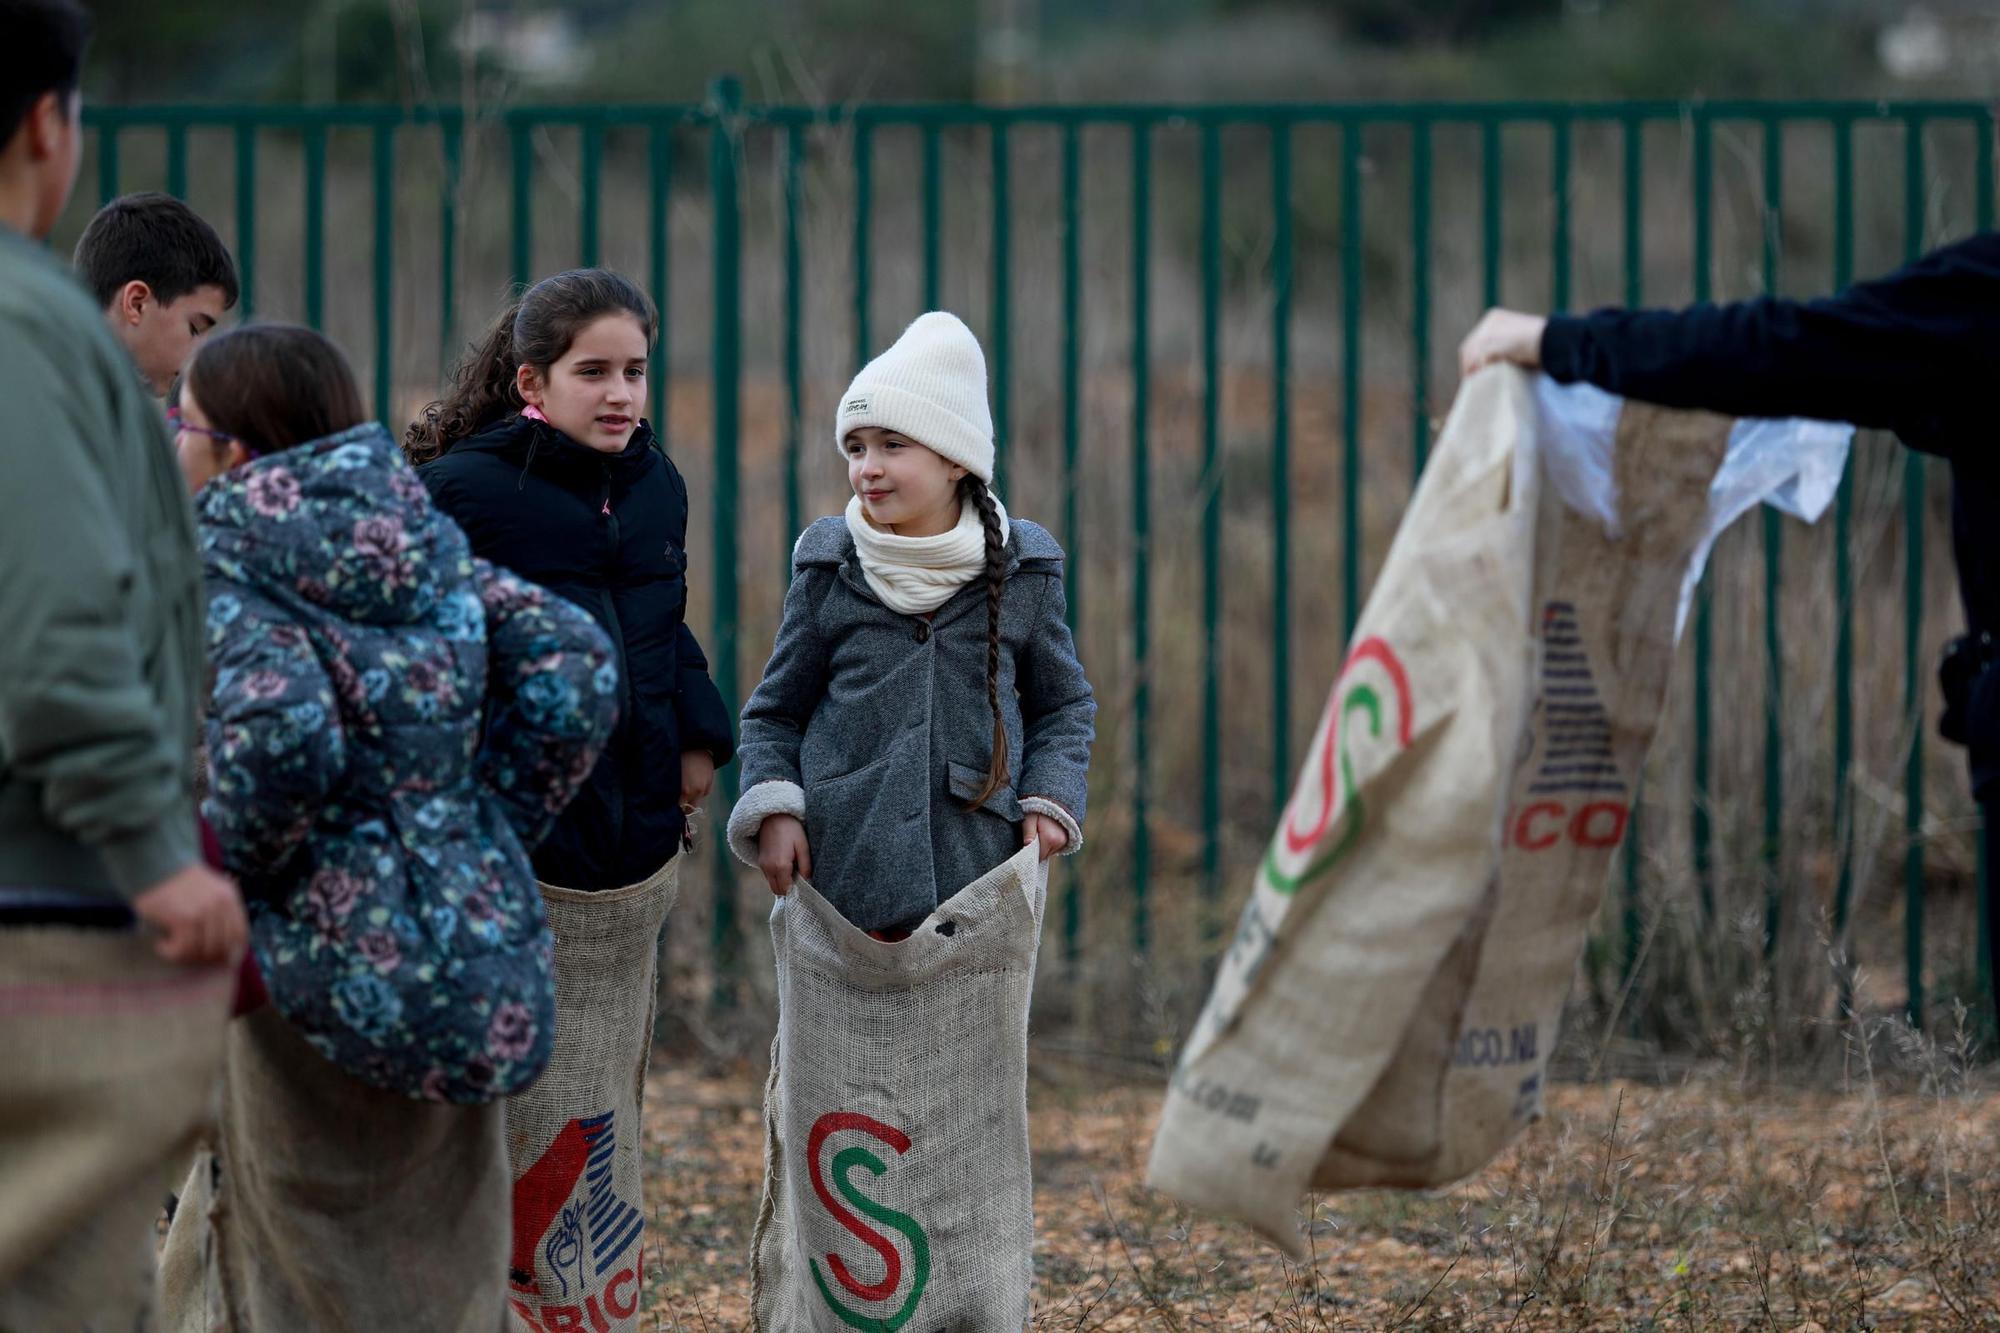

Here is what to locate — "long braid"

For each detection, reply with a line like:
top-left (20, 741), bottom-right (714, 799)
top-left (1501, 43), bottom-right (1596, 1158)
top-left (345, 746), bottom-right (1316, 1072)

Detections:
top-left (962, 474), bottom-right (1011, 811)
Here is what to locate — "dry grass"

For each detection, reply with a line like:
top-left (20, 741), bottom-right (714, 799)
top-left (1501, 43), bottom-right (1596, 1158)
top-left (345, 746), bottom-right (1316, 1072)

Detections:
top-left (639, 1016), bottom-right (2000, 1330)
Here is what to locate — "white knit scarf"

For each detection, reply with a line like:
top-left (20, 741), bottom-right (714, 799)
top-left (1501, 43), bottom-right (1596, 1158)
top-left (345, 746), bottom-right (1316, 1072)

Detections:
top-left (843, 492), bottom-right (1010, 615)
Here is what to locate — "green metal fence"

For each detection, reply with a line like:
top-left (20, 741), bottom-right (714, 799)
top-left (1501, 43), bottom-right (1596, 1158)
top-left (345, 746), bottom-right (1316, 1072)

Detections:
top-left (76, 92), bottom-right (1996, 1029)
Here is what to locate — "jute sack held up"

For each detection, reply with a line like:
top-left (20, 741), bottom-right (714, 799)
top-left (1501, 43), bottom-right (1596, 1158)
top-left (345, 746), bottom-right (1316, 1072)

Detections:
top-left (506, 858), bottom-right (679, 1333)
top-left (1147, 368), bottom-right (1735, 1252)
top-left (752, 840), bottom-right (1048, 1333)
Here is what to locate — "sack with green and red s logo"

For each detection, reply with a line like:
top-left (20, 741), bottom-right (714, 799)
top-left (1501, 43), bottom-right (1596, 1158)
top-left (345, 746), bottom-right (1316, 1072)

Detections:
top-left (752, 841), bottom-right (1045, 1331)
top-left (1150, 368), bottom-right (1847, 1253)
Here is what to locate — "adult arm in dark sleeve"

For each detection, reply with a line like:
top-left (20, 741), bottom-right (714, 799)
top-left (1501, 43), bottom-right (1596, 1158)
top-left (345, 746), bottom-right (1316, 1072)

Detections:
top-left (1539, 232), bottom-right (2000, 446)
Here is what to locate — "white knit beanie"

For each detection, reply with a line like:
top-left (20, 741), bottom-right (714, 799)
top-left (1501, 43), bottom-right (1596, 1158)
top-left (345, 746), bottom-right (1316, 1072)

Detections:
top-left (834, 311), bottom-right (995, 484)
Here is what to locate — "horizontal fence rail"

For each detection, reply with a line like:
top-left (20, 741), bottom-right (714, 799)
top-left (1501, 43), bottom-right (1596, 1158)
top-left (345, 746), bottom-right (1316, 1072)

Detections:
top-left (75, 93), bottom-right (1997, 1038)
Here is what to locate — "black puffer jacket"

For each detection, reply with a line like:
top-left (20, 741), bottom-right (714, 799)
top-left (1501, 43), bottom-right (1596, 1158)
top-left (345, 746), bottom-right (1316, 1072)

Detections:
top-left (419, 414), bottom-right (735, 889)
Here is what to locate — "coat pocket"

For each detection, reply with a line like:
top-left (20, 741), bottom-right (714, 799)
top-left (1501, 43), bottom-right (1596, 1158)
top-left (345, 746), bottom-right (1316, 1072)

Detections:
top-left (947, 759), bottom-right (1023, 822)
top-left (803, 751), bottom-right (922, 927)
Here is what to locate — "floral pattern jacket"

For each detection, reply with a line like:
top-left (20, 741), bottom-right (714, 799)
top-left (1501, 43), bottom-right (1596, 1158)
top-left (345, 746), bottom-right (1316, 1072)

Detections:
top-left (199, 423), bottom-right (617, 1103)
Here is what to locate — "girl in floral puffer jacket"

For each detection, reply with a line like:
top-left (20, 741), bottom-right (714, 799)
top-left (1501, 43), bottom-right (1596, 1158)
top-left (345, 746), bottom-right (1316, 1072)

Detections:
top-left (159, 324), bottom-right (617, 1331)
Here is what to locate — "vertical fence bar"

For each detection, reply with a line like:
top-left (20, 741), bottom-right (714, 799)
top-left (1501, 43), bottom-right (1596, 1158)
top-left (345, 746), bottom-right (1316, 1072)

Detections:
top-left (166, 123), bottom-right (187, 200)
top-left (1481, 118), bottom-right (1502, 309)
top-left (709, 78), bottom-right (744, 1008)
top-left (1550, 111), bottom-right (1571, 312)
top-left (233, 123), bottom-right (257, 320)
top-left (1621, 111), bottom-right (1645, 982)
top-left (1831, 114), bottom-right (1857, 1011)
top-left (1761, 114), bottom-right (1784, 957)
top-left (784, 124), bottom-right (804, 577)
top-left (852, 119), bottom-right (872, 371)
top-left (1060, 120), bottom-right (1083, 969)
top-left (1903, 114), bottom-right (1927, 1028)
top-left (97, 125), bottom-right (119, 204)
top-left (991, 121), bottom-right (1012, 495)
top-left (579, 119), bottom-right (601, 268)
top-left (1131, 120), bottom-right (1152, 959)
top-left (1984, 821), bottom-right (1993, 1035)
top-left (303, 125), bottom-right (326, 331)
top-left (1691, 108), bottom-right (1714, 922)
top-left (371, 123), bottom-right (394, 425)
top-left (439, 116), bottom-right (460, 364)
top-left (510, 120), bottom-right (532, 287)
top-left (642, 115), bottom-right (671, 1010)
top-left (1341, 118), bottom-right (1363, 641)
top-left (1410, 115), bottom-right (1431, 479)
top-left (1199, 117), bottom-right (1223, 945)
top-left (922, 123), bottom-right (942, 311)
top-left (1979, 112), bottom-right (1995, 1027)
top-left (1271, 118), bottom-right (1294, 820)
top-left (647, 122), bottom-right (672, 433)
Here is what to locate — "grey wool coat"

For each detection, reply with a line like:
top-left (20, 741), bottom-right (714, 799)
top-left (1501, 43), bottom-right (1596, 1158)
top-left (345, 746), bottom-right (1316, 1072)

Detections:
top-left (726, 515), bottom-right (1096, 932)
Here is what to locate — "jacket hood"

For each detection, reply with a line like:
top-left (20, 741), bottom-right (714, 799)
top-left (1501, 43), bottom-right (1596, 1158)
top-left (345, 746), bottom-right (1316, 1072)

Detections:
top-left (198, 422), bottom-right (470, 627)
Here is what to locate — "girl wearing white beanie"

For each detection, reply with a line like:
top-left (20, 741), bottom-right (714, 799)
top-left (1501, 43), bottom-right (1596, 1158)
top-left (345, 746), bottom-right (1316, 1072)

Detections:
top-left (729, 313), bottom-right (1094, 1328)
top-left (728, 311), bottom-right (1097, 937)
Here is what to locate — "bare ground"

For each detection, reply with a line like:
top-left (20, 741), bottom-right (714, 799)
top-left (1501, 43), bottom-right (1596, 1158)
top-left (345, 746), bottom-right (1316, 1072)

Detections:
top-left (637, 1049), bottom-right (2000, 1331)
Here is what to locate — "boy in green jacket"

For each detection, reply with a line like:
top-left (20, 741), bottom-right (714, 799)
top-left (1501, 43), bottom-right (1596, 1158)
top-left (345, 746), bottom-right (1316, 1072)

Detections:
top-left (0, 1), bottom-right (247, 1325)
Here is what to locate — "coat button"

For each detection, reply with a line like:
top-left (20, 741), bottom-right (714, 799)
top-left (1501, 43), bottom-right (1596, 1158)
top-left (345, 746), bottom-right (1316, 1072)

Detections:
top-left (914, 622), bottom-right (931, 643)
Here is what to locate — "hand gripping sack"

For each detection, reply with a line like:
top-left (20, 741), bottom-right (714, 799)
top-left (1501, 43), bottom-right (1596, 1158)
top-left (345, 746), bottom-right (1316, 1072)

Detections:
top-left (1146, 368), bottom-right (1738, 1252)
top-left (752, 841), bottom-right (1048, 1333)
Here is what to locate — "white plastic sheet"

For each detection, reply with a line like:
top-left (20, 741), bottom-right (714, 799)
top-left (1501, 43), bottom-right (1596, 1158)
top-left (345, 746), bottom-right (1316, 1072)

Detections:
top-left (1533, 377), bottom-right (1853, 636)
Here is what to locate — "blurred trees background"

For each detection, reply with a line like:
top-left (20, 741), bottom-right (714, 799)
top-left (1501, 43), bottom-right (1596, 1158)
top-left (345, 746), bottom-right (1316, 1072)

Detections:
top-left (78, 0), bottom-right (2000, 107)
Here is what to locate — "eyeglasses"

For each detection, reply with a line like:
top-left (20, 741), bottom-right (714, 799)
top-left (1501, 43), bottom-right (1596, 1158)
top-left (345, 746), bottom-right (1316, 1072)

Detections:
top-left (168, 406), bottom-right (254, 456)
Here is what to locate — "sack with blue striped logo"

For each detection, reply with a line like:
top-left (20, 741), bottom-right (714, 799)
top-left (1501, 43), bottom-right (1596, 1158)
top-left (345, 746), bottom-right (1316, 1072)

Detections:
top-left (505, 860), bottom-right (679, 1333)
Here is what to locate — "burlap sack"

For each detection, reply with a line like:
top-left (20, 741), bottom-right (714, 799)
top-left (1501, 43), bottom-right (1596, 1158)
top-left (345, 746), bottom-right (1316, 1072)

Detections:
top-left (156, 1003), bottom-right (510, 1333)
top-left (0, 927), bottom-right (231, 1330)
top-left (506, 858), bottom-right (679, 1333)
top-left (752, 840), bottom-right (1048, 1333)
top-left (1147, 369), bottom-right (1733, 1252)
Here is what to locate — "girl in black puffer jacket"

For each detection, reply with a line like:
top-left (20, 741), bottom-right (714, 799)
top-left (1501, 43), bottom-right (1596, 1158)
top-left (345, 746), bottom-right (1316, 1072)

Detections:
top-left (407, 269), bottom-right (733, 1322)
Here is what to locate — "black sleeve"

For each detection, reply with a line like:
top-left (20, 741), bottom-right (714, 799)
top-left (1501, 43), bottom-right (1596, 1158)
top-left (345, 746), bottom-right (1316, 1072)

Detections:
top-left (1539, 232), bottom-right (2000, 447)
top-left (415, 457), bottom-right (467, 525)
top-left (672, 622), bottom-right (737, 767)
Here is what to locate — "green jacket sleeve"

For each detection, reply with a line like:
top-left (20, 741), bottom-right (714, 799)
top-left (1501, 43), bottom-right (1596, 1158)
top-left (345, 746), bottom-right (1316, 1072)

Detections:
top-left (0, 324), bottom-right (198, 898)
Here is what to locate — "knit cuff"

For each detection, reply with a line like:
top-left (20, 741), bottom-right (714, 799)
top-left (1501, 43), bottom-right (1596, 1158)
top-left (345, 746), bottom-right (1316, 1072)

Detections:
top-left (1538, 315), bottom-right (1588, 384)
top-left (1019, 797), bottom-right (1083, 857)
top-left (727, 781), bottom-right (806, 870)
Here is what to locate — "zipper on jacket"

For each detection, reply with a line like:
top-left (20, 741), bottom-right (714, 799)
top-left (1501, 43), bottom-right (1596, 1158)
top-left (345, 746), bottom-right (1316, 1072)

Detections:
top-left (599, 461), bottom-right (635, 851)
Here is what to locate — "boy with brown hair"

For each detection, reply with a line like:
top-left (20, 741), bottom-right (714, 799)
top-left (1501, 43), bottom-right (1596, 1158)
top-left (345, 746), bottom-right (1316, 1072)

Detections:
top-left (74, 189), bottom-right (238, 395)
